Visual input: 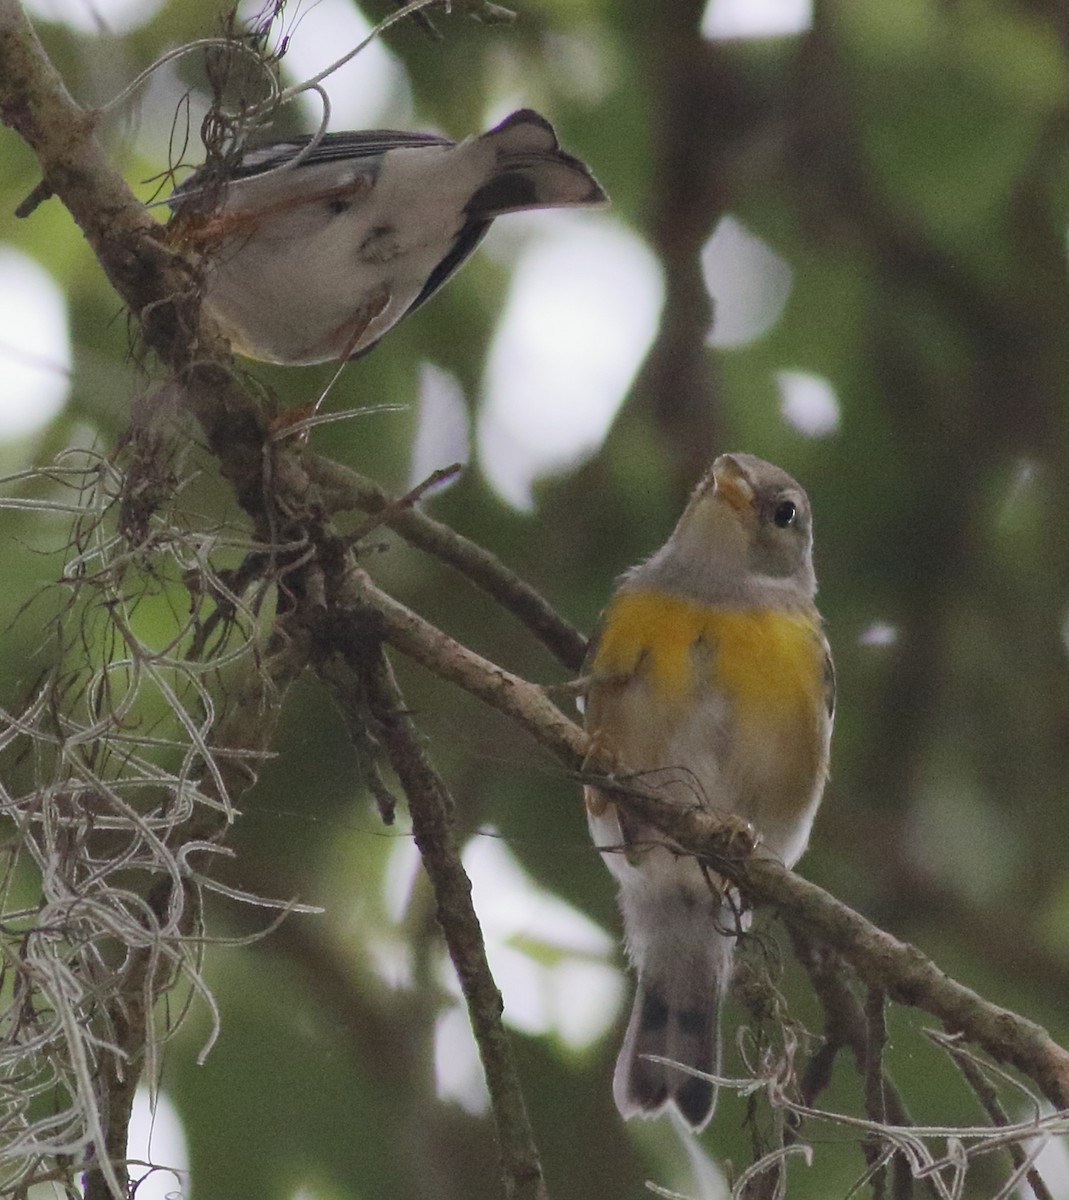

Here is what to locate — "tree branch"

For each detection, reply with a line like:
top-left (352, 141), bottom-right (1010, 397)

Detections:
top-left (1, 13), bottom-right (553, 1196)
top-left (344, 569), bottom-right (1069, 1112)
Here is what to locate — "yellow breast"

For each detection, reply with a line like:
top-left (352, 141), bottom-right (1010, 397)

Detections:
top-left (592, 589), bottom-right (826, 726)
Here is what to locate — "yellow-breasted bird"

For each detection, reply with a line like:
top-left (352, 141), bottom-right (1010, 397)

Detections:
top-left (584, 453), bottom-right (834, 1131)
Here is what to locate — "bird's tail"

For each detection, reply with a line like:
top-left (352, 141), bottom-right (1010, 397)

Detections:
top-left (468, 109), bottom-right (608, 215)
top-left (613, 908), bottom-right (735, 1132)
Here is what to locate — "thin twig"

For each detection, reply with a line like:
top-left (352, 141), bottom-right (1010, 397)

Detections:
top-left (305, 456), bottom-right (588, 671)
top-left (936, 1036), bottom-right (1054, 1200)
top-left (345, 463), bottom-right (464, 546)
top-left (864, 988), bottom-right (889, 1200)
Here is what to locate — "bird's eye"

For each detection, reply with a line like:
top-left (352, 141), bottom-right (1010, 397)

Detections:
top-left (773, 500), bottom-right (797, 528)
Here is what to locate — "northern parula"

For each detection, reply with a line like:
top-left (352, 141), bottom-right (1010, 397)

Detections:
top-left (167, 108), bottom-right (607, 365)
top-left (584, 453), bottom-right (834, 1131)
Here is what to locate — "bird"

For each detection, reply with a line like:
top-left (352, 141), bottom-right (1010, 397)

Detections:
top-left (167, 108), bottom-right (607, 365)
top-left (583, 452), bottom-right (834, 1131)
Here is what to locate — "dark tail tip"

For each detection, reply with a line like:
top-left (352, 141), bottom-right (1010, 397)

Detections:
top-left (614, 981), bottom-right (722, 1131)
top-left (674, 1072), bottom-right (716, 1131)
top-left (474, 109), bottom-right (608, 214)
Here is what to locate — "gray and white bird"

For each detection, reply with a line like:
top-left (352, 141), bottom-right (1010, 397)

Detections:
top-left (168, 109), bottom-right (607, 365)
top-left (584, 454), bottom-right (834, 1131)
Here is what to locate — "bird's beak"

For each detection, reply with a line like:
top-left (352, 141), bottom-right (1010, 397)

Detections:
top-left (712, 455), bottom-right (754, 515)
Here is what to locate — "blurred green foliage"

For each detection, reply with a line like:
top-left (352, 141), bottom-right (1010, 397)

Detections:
top-left (5, 0), bottom-right (1069, 1196)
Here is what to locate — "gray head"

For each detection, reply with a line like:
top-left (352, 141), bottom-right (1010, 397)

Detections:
top-left (628, 453), bottom-right (818, 608)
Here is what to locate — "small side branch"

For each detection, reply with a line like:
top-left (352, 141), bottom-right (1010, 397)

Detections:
top-left (863, 987), bottom-right (889, 1200)
top-left (351, 641), bottom-right (548, 1200)
top-left (790, 931), bottom-right (915, 1198)
top-left (306, 456), bottom-right (587, 672)
top-left (936, 1035), bottom-right (1055, 1200)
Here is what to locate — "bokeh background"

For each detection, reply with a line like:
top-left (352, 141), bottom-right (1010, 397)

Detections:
top-left (4, 0), bottom-right (1069, 1196)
